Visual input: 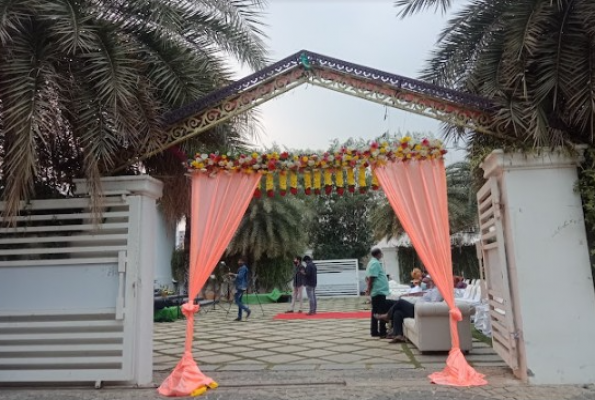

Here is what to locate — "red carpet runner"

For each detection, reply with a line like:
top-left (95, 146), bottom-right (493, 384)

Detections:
top-left (273, 311), bottom-right (370, 320)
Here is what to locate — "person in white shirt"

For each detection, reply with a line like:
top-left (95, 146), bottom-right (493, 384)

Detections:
top-left (374, 276), bottom-right (443, 343)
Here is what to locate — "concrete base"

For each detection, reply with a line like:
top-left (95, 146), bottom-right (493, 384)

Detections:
top-left (482, 149), bottom-right (595, 385)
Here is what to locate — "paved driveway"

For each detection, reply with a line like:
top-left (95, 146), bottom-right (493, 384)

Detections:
top-left (153, 297), bottom-right (507, 373)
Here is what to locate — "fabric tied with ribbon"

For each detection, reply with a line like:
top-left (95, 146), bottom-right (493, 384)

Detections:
top-left (158, 172), bottom-right (261, 396)
top-left (374, 159), bottom-right (487, 387)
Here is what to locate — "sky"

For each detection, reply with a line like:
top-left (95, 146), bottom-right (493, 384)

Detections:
top-left (232, 0), bottom-right (467, 164)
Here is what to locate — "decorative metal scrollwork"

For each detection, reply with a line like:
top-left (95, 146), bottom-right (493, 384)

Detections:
top-left (114, 50), bottom-right (501, 172)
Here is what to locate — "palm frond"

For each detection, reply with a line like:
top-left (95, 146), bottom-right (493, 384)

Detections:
top-left (395, 0), bottom-right (452, 18)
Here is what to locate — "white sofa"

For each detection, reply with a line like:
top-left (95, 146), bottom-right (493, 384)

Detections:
top-left (403, 302), bottom-right (473, 353)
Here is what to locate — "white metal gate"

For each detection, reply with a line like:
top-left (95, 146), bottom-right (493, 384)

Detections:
top-left (477, 177), bottom-right (520, 371)
top-left (315, 259), bottom-right (360, 297)
top-left (0, 197), bottom-right (137, 383)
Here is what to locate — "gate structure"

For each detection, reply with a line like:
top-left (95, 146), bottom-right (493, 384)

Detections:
top-left (315, 259), bottom-right (360, 297)
top-left (479, 149), bottom-right (595, 384)
top-left (476, 177), bottom-right (519, 372)
top-left (0, 176), bottom-right (162, 386)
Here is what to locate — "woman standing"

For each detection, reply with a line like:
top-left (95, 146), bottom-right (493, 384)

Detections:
top-left (287, 256), bottom-right (305, 313)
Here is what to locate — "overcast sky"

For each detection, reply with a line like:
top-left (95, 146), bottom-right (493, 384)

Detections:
top-left (233, 0), bottom-right (467, 163)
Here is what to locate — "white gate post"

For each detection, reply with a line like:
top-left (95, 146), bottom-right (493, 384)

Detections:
top-left (481, 148), bottom-right (595, 385)
top-left (75, 176), bottom-right (163, 386)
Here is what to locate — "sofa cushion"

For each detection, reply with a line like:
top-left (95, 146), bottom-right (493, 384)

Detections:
top-left (403, 318), bottom-right (416, 331)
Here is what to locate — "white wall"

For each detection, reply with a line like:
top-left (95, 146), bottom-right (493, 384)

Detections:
top-left (483, 149), bottom-right (595, 385)
top-left (154, 209), bottom-right (175, 290)
top-left (380, 247), bottom-right (401, 283)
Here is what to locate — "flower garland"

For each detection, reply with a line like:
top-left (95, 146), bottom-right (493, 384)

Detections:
top-left (187, 137), bottom-right (446, 197)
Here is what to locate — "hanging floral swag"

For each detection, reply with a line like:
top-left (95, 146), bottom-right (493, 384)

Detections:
top-left (186, 137), bottom-right (446, 197)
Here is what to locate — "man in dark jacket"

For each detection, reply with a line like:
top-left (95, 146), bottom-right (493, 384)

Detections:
top-left (303, 255), bottom-right (317, 315)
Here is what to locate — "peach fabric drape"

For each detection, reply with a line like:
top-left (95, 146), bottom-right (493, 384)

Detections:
top-left (374, 159), bottom-right (487, 387)
top-left (158, 172), bottom-right (260, 397)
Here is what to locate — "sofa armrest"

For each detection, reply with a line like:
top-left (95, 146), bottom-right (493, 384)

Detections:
top-left (414, 302), bottom-right (472, 317)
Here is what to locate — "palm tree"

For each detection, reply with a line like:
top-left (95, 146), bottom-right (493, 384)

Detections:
top-left (395, 0), bottom-right (595, 149)
top-left (227, 195), bottom-right (310, 290)
top-left (0, 0), bottom-right (268, 218)
top-left (229, 196), bottom-right (309, 262)
top-left (370, 161), bottom-right (477, 241)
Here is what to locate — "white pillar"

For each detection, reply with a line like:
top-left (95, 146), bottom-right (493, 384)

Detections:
top-left (74, 176), bottom-right (163, 386)
top-left (154, 209), bottom-right (175, 291)
top-left (481, 148), bottom-right (595, 385)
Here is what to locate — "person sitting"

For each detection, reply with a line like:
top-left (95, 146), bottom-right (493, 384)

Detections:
top-left (410, 268), bottom-right (422, 287)
top-left (454, 276), bottom-right (468, 289)
top-left (404, 279), bottom-right (421, 296)
top-left (374, 276), bottom-right (443, 343)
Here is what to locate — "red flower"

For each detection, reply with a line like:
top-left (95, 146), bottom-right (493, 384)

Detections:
top-left (372, 185), bottom-right (379, 191)
top-left (359, 187), bottom-right (367, 194)
top-left (290, 187), bottom-right (298, 195)
top-left (314, 188), bottom-right (321, 195)
top-left (337, 187), bottom-right (345, 196)
top-left (325, 186), bottom-right (332, 195)
top-left (305, 188), bottom-right (311, 195)
top-left (254, 188), bottom-right (261, 198)
top-left (348, 186), bottom-right (355, 193)
top-left (280, 190), bottom-right (287, 197)
top-left (267, 190), bottom-right (274, 198)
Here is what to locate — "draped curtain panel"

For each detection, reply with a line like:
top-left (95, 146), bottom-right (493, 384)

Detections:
top-left (374, 159), bottom-right (487, 387)
top-left (158, 172), bottom-right (260, 397)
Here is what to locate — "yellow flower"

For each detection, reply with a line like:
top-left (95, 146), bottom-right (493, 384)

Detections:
top-left (323, 169), bottom-right (332, 186)
top-left (335, 169), bottom-right (344, 187)
top-left (358, 167), bottom-right (367, 187)
top-left (313, 170), bottom-right (322, 189)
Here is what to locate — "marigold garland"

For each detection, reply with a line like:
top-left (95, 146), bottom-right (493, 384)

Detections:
top-left (186, 137), bottom-right (446, 197)
top-left (304, 170), bottom-right (312, 195)
top-left (279, 171), bottom-right (288, 196)
top-left (313, 170), bottom-right (322, 195)
top-left (289, 170), bottom-right (298, 195)
top-left (335, 169), bottom-right (345, 195)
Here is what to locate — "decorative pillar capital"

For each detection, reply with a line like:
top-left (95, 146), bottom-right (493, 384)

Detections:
top-left (480, 146), bottom-right (587, 179)
top-left (73, 175), bottom-right (164, 200)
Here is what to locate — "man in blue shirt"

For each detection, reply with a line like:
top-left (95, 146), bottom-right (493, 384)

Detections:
top-left (231, 258), bottom-right (251, 321)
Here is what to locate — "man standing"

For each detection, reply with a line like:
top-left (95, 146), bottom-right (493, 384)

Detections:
top-left (287, 256), bottom-right (305, 313)
top-left (231, 258), bottom-right (251, 321)
top-left (303, 255), bottom-right (317, 315)
top-left (366, 248), bottom-right (391, 338)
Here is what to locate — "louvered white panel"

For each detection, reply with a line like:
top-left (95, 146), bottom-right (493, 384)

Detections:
top-left (0, 197), bottom-right (134, 383)
top-left (477, 177), bottom-right (519, 371)
top-left (315, 259), bottom-right (360, 297)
